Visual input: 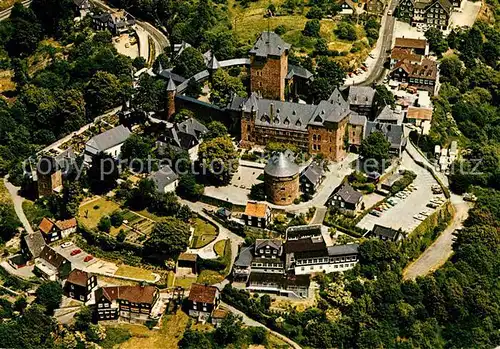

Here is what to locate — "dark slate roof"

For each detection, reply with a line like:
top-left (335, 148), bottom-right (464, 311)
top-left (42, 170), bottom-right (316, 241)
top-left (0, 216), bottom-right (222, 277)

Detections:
top-left (234, 245), bottom-right (254, 268)
top-left (284, 236), bottom-right (326, 254)
top-left (372, 224), bottom-right (401, 240)
top-left (327, 88), bottom-right (350, 110)
top-left (86, 125), bottom-right (131, 152)
top-left (349, 112), bottom-right (367, 126)
top-left (286, 224), bottom-right (322, 240)
top-left (294, 248), bottom-right (329, 259)
top-left (248, 272), bottom-right (311, 287)
top-left (365, 121), bottom-right (407, 149)
top-left (249, 94), bottom-right (317, 131)
top-left (327, 243), bottom-right (359, 256)
top-left (346, 86), bottom-right (376, 107)
top-left (249, 32), bottom-right (291, 58)
top-left (301, 162), bottom-right (323, 185)
top-left (264, 152), bottom-right (299, 178)
top-left (149, 165), bottom-right (178, 192)
top-left (255, 239), bottom-right (282, 251)
top-left (161, 118), bottom-right (208, 150)
top-left (286, 64), bottom-right (314, 80)
top-left (23, 231), bottom-right (46, 259)
top-left (333, 183), bottom-right (362, 205)
top-left (375, 105), bottom-right (404, 124)
top-left (158, 69), bottom-right (187, 84)
top-left (309, 99), bottom-right (351, 125)
top-left (207, 55), bottom-right (221, 70)
top-left (39, 246), bottom-right (70, 269)
top-left (166, 77), bottom-right (176, 91)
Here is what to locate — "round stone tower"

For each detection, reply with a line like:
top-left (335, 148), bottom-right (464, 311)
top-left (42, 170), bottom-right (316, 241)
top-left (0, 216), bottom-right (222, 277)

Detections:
top-left (264, 152), bottom-right (300, 206)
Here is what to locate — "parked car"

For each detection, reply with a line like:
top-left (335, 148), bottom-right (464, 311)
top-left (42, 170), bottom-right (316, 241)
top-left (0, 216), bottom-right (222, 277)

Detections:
top-left (84, 255), bottom-right (94, 262)
top-left (70, 249), bottom-right (82, 256)
top-left (427, 202), bottom-right (439, 209)
top-left (61, 242), bottom-right (73, 249)
top-left (387, 9), bottom-right (392, 15)
top-left (370, 210), bottom-right (382, 217)
top-left (463, 193), bottom-right (477, 202)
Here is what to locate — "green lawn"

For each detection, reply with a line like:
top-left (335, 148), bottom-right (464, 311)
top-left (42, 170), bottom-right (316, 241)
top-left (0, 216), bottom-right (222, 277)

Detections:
top-left (214, 239), bottom-right (227, 256)
top-left (197, 270), bottom-right (225, 285)
top-left (78, 197), bottom-right (121, 229)
top-left (190, 218), bottom-right (218, 249)
top-left (174, 275), bottom-right (197, 289)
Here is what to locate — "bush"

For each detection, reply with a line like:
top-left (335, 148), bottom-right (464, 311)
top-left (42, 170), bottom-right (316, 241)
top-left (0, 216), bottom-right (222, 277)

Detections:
top-left (110, 211), bottom-right (124, 228)
top-left (98, 216), bottom-right (112, 233)
top-left (335, 22), bottom-right (357, 41)
top-left (303, 19), bottom-right (321, 37)
top-left (274, 25), bottom-right (287, 35)
top-left (248, 327), bottom-right (267, 345)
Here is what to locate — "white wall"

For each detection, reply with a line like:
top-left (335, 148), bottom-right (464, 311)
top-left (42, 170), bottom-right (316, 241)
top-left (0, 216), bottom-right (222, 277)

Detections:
top-left (294, 261), bottom-right (358, 275)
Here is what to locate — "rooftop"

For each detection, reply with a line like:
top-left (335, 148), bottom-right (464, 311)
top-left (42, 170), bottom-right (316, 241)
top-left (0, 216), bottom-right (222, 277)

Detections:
top-left (327, 243), bottom-right (359, 256)
top-left (86, 125), bottom-right (131, 152)
top-left (372, 224), bottom-right (401, 240)
top-left (66, 269), bottom-right (92, 287)
top-left (22, 231), bottom-right (45, 259)
top-left (188, 283), bottom-right (218, 304)
top-left (97, 285), bottom-right (157, 304)
top-left (264, 152), bottom-right (300, 178)
top-left (249, 31), bottom-right (291, 58)
top-left (286, 224), bottom-right (322, 240)
top-left (244, 202), bottom-right (269, 218)
top-left (407, 106), bottom-right (433, 120)
top-left (333, 183), bottom-right (362, 205)
top-left (394, 37), bottom-right (427, 50)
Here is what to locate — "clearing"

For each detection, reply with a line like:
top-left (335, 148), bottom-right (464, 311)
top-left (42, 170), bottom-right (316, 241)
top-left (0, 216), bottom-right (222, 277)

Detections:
top-left (190, 218), bottom-right (218, 248)
top-left (114, 264), bottom-right (156, 282)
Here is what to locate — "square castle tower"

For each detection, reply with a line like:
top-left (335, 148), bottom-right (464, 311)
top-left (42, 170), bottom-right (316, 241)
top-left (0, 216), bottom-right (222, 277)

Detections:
top-left (249, 32), bottom-right (291, 102)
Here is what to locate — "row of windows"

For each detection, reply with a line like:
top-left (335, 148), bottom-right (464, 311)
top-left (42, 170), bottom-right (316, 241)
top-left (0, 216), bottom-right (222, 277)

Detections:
top-left (259, 248), bottom-right (278, 254)
top-left (300, 262), bottom-right (356, 271)
top-left (98, 303), bottom-right (110, 308)
top-left (312, 134), bottom-right (322, 141)
top-left (252, 262), bottom-right (283, 268)
top-left (409, 78), bottom-right (435, 85)
top-left (296, 255), bottom-right (358, 265)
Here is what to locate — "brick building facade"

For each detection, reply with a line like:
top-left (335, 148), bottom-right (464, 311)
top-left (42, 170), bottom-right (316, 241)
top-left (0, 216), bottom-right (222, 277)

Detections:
top-left (264, 153), bottom-right (300, 206)
top-left (249, 32), bottom-right (291, 101)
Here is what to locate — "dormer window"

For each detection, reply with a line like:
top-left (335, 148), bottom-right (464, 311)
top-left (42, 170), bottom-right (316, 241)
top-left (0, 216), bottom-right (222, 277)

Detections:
top-left (295, 120), bottom-right (302, 126)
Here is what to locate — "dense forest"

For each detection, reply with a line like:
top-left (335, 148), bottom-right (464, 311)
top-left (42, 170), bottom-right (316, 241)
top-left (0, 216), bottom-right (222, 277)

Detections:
top-left (0, 0), bottom-right (133, 180)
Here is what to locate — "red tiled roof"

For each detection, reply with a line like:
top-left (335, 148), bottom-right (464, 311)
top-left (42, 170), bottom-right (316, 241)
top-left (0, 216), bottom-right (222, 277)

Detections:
top-left (395, 37), bottom-right (427, 50)
top-left (55, 218), bottom-right (77, 231)
top-left (67, 269), bottom-right (92, 287)
top-left (391, 48), bottom-right (422, 63)
top-left (100, 285), bottom-right (158, 304)
top-left (188, 283), bottom-right (218, 304)
top-left (407, 107), bottom-right (433, 120)
top-left (392, 58), bottom-right (438, 81)
top-left (244, 202), bottom-right (268, 218)
top-left (39, 217), bottom-right (55, 234)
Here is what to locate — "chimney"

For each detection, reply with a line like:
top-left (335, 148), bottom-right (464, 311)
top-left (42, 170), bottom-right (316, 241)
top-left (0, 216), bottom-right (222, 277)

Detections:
top-left (270, 103), bottom-right (274, 117)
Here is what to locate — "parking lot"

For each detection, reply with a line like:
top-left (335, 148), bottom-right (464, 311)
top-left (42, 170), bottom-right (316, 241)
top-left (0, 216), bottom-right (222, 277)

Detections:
top-left (357, 151), bottom-right (443, 233)
top-left (53, 243), bottom-right (98, 270)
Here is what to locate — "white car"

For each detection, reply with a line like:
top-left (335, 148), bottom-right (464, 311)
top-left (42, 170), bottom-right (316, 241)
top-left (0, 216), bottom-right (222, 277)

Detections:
top-left (387, 10), bottom-right (392, 15)
top-left (61, 242), bottom-right (73, 249)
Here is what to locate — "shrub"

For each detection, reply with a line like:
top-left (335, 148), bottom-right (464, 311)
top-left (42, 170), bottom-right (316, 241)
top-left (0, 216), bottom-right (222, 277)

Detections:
top-left (274, 25), bottom-right (287, 35)
top-left (110, 211), bottom-right (124, 228)
top-left (97, 216), bottom-right (112, 233)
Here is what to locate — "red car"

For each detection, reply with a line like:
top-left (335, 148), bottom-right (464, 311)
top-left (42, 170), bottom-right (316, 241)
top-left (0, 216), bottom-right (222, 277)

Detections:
top-left (84, 255), bottom-right (94, 262)
top-left (70, 249), bottom-right (82, 256)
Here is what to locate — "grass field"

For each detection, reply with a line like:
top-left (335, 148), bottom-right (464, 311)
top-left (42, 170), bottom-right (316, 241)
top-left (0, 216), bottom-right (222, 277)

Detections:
top-left (116, 310), bottom-right (213, 349)
top-left (114, 264), bottom-right (156, 282)
top-left (190, 218), bottom-right (218, 249)
top-left (174, 275), bottom-right (197, 289)
top-left (197, 270), bottom-right (225, 285)
top-left (214, 239), bottom-right (227, 256)
top-left (0, 0), bottom-right (16, 11)
top-left (78, 197), bottom-right (121, 229)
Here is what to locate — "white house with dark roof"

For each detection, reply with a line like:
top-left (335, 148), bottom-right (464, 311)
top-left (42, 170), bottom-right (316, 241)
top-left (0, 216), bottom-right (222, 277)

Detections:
top-left (300, 162), bottom-right (324, 194)
top-left (328, 183), bottom-right (363, 214)
top-left (148, 165), bottom-right (178, 193)
top-left (84, 125), bottom-right (132, 164)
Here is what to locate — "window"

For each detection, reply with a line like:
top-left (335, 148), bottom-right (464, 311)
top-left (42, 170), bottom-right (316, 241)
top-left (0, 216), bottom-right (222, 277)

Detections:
top-left (98, 304), bottom-right (103, 308)
top-left (193, 304), bottom-right (197, 310)
top-left (104, 303), bottom-right (109, 308)
top-left (80, 295), bottom-right (85, 301)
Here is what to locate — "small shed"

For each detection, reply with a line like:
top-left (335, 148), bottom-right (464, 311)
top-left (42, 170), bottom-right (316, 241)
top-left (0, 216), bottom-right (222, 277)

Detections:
top-left (177, 252), bottom-right (198, 274)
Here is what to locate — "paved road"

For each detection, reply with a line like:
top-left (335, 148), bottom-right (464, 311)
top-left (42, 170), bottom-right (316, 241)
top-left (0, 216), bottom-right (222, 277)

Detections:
top-left (356, 0), bottom-right (399, 86)
top-left (3, 176), bottom-right (33, 234)
top-left (180, 199), bottom-right (244, 268)
top-left (310, 207), bottom-right (327, 225)
top-left (403, 200), bottom-right (470, 279)
top-left (221, 301), bottom-right (302, 349)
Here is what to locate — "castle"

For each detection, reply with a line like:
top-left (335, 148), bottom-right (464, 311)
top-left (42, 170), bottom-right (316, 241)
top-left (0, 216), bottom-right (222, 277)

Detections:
top-left (228, 32), bottom-right (370, 162)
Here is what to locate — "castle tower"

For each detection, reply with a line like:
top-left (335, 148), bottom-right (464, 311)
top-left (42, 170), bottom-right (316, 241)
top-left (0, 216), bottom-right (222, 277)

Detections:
top-left (166, 77), bottom-right (176, 120)
top-left (249, 32), bottom-right (290, 101)
top-left (264, 152), bottom-right (299, 206)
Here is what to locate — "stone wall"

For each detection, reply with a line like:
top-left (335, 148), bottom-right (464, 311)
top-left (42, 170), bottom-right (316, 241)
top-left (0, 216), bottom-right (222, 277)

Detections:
top-left (250, 54), bottom-right (288, 101)
top-left (264, 173), bottom-right (299, 205)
